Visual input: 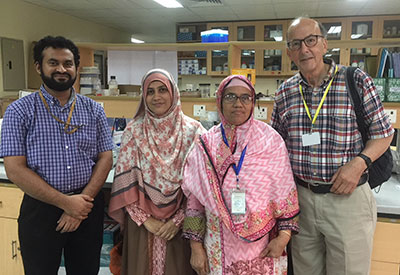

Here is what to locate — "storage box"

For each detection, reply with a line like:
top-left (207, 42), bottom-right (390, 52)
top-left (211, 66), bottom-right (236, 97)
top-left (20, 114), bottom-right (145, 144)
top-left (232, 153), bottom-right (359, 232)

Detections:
top-left (195, 51), bottom-right (207, 58)
top-left (386, 78), bottom-right (400, 102)
top-left (201, 29), bottom-right (228, 43)
top-left (177, 32), bottom-right (195, 41)
top-left (373, 78), bottom-right (387, 101)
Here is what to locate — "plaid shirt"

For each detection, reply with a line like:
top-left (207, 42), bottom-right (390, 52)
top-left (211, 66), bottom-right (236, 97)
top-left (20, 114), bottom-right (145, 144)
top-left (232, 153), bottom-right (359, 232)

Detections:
top-left (0, 85), bottom-right (113, 193)
top-left (271, 60), bottom-right (394, 183)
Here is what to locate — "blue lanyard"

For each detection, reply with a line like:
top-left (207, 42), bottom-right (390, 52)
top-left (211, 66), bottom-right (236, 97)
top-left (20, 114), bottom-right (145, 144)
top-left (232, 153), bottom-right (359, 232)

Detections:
top-left (220, 125), bottom-right (247, 189)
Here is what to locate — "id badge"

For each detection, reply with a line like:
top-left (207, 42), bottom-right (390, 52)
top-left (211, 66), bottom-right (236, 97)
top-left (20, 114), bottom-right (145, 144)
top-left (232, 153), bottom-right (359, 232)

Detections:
top-left (231, 189), bottom-right (246, 215)
top-left (302, 132), bottom-right (321, 146)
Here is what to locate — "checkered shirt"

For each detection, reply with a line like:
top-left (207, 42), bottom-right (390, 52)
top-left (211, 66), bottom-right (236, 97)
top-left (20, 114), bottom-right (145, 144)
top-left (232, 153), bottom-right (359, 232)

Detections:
top-left (0, 85), bottom-right (113, 193)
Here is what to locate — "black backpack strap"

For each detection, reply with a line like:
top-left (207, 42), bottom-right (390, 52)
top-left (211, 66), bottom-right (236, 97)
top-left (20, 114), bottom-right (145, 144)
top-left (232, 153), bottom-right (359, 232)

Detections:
top-left (345, 66), bottom-right (368, 145)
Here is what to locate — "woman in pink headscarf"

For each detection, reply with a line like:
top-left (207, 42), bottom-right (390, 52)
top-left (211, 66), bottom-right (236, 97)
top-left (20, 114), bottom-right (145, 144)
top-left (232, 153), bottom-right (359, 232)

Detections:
top-left (182, 75), bottom-right (300, 275)
top-left (108, 69), bottom-right (204, 275)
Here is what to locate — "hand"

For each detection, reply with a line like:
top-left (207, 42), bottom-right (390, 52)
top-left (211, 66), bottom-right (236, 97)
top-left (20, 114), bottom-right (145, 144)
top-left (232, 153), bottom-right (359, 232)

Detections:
top-left (156, 220), bottom-right (179, 241)
top-left (56, 212), bottom-right (82, 233)
top-left (260, 232), bottom-right (290, 258)
top-left (63, 194), bottom-right (94, 219)
top-left (190, 241), bottom-right (209, 275)
top-left (143, 217), bottom-right (165, 235)
top-left (330, 157), bottom-right (366, 195)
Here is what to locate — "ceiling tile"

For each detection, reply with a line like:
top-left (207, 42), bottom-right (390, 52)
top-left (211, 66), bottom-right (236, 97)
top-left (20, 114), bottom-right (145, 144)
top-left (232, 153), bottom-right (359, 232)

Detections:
top-left (189, 6), bottom-right (237, 19)
top-left (46, 0), bottom-right (96, 10)
top-left (316, 1), bottom-right (366, 17)
top-left (360, 0), bottom-right (400, 14)
top-left (86, 0), bottom-right (142, 9)
top-left (273, 2), bottom-right (319, 19)
top-left (230, 4), bottom-right (276, 20)
top-left (129, 0), bottom-right (169, 9)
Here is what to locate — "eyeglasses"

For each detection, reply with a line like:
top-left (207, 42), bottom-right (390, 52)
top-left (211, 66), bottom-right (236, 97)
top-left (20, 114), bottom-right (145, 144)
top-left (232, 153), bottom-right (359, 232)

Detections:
top-left (287, 34), bottom-right (325, 51)
top-left (223, 93), bottom-right (253, 105)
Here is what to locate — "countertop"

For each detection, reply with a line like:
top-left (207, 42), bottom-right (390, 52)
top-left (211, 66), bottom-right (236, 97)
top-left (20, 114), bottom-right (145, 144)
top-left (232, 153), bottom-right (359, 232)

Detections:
top-left (0, 163), bottom-right (399, 217)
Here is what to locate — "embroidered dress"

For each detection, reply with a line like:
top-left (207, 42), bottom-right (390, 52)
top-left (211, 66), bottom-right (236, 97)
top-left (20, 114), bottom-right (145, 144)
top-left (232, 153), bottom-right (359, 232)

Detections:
top-left (108, 69), bottom-right (204, 275)
top-left (182, 75), bottom-right (300, 275)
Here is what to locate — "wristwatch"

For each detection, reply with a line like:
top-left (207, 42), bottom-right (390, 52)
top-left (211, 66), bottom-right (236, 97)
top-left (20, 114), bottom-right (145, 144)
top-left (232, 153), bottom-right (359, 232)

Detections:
top-left (358, 153), bottom-right (372, 169)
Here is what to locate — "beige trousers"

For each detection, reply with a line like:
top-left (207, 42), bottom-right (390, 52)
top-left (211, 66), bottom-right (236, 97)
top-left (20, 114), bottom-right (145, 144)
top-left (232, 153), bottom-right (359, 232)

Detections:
top-left (292, 183), bottom-right (377, 275)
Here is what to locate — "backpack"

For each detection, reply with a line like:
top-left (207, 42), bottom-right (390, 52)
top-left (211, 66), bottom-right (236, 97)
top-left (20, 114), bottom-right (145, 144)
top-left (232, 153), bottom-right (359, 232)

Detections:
top-left (345, 66), bottom-right (393, 189)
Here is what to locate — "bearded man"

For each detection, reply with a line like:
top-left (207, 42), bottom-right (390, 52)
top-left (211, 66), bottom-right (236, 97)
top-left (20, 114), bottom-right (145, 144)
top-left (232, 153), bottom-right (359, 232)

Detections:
top-left (0, 36), bottom-right (113, 275)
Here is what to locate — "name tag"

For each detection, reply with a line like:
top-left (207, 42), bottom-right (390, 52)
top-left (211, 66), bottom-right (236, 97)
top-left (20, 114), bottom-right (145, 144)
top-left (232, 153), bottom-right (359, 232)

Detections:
top-left (231, 190), bottom-right (246, 214)
top-left (302, 132), bottom-right (321, 146)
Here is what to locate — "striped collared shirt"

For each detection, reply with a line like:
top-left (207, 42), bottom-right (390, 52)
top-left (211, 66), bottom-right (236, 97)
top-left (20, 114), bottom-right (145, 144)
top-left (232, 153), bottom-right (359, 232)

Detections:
top-left (271, 59), bottom-right (394, 183)
top-left (0, 85), bottom-right (113, 193)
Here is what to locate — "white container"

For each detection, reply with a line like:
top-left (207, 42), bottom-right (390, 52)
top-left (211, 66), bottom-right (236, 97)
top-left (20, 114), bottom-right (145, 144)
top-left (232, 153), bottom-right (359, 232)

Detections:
top-left (356, 23), bottom-right (368, 36)
top-left (108, 76), bottom-right (119, 96)
top-left (199, 84), bottom-right (210, 98)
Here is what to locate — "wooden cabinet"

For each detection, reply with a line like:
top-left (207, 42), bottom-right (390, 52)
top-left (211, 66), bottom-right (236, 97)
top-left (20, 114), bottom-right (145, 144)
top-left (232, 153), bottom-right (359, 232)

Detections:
top-left (176, 23), bottom-right (206, 43)
top-left (207, 49), bottom-right (229, 76)
top-left (370, 221), bottom-right (400, 275)
top-left (177, 51), bottom-right (207, 76)
top-left (342, 16), bottom-right (380, 67)
top-left (257, 20), bottom-right (287, 76)
top-left (378, 16), bottom-right (400, 39)
top-left (0, 185), bottom-right (24, 275)
top-left (232, 21), bottom-right (258, 41)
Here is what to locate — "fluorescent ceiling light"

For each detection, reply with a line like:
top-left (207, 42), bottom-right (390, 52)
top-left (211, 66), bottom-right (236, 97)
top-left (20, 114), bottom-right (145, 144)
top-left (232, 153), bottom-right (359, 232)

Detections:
top-left (331, 48), bottom-right (340, 52)
top-left (274, 36), bottom-right (283, 41)
top-left (328, 26), bottom-right (341, 34)
top-left (131, 37), bottom-right (145, 43)
top-left (153, 0), bottom-right (183, 8)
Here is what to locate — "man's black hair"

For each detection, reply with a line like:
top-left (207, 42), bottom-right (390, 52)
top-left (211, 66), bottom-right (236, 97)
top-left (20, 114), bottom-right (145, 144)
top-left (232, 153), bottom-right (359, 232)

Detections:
top-left (33, 36), bottom-right (80, 67)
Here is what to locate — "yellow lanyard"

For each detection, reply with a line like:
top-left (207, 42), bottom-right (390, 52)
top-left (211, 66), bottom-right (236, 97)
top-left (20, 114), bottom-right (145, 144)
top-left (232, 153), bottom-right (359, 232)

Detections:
top-left (299, 65), bottom-right (338, 128)
top-left (38, 90), bottom-right (81, 134)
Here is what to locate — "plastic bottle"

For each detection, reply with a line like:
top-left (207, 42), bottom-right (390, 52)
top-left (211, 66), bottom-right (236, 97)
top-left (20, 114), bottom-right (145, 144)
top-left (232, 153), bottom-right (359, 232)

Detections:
top-left (358, 60), bottom-right (365, 70)
top-left (108, 76), bottom-right (119, 96)
top-left (94, 78), bottom-right (102, 96)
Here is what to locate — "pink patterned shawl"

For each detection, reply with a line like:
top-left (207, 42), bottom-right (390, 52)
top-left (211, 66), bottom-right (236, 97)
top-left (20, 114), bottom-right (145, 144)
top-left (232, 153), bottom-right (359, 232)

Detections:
top-left (182, 75), bottom-right (299, 241)
top-left (109, 69), bottom-right (204, 225)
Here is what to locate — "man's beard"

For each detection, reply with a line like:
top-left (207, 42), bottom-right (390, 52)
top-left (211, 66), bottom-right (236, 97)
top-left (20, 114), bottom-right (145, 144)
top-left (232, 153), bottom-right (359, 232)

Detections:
top-left (40, 68), bottom-right (76, 92)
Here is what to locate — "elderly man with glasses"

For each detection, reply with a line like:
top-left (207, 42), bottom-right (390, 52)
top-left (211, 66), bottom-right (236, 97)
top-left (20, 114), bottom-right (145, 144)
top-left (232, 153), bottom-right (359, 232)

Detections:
top-left (271, 17), bottom-right (394, 275)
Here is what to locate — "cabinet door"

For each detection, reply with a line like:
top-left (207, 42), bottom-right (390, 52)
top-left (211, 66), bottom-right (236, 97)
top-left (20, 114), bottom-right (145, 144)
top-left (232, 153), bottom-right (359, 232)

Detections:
top-left (258, 48), bottom-right (284, 76)
top-left (0, 218), bottom-right (24, 275)
top-left (319, 18), bottom-right (346, 40)
top-left (379, 16), bottom-right (400, 39)
top-left (370, 260), bottom-right (399, 275)
top-left (207, 50), bottom-right (229, 76)
top-left (0, 186), bottom-right (24, 219)
top-left (177, 51), bottom-right (207, 76)
top-left (372, 222), bottom-right (400, 264)
top-left (1, 38), bottom-right (26, 91)
top-left (345, 17), bottom-right (379, 59)
top-left (232, 22), bottom-right (258, 41)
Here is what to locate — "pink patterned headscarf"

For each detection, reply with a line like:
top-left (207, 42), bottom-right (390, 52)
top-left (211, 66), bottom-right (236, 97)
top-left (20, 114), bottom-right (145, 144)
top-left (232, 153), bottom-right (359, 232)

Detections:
top-left (109, 69), bottom-right (204, 224)
top-left (216, 74), bottom-right (255, 152)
